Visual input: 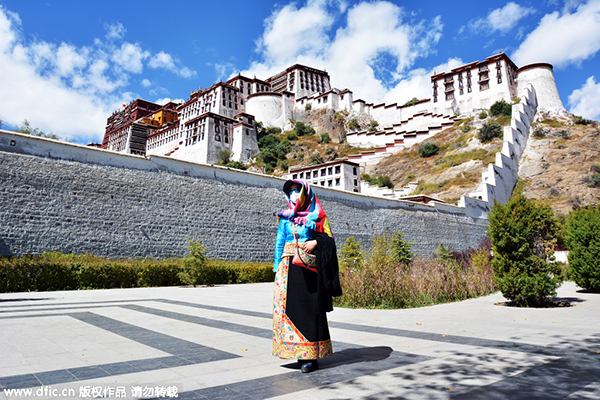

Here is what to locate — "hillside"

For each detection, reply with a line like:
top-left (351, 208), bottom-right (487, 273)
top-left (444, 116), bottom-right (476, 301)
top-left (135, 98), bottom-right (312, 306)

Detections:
top-left (518, 119), bottom-right (600, 215)
top-left (254, 110), bottom-right (599, 215)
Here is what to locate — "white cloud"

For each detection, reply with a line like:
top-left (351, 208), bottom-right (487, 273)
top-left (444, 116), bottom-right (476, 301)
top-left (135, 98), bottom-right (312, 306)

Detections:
top-left (112, 42), bottom-right (149, 74)
top-left (149, 51), bottom-right (196, 78)
top-left (141, 78), bottom-right (151, 87)
top-left (512, 1), bottom-right (600, 67)
top-left (105, 22), bottom-right (125, 40)
top-left (462, 2), bottom-right (535, 36)
top-left (244, 0), bottom-right (443, 104)
top-left (256, 0), bottom-right (334, 64)
top-left (568, 75), bottom-right (600, 120)
top-left (0, 7), bottom-right (196, 143)
top-left (486, 2), bottom-right (536, 33)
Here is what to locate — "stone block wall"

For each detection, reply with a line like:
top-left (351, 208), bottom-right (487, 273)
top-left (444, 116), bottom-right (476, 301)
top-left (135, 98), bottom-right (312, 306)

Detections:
top-left (0, 130), bottom-right (488, 261)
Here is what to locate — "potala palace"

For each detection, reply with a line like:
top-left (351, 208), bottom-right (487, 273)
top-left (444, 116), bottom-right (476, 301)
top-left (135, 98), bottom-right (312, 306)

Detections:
top-left (101, 52), bottom-right (566, 199)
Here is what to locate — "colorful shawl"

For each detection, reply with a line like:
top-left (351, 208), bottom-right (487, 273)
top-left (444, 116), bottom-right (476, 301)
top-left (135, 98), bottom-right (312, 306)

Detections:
top-left (278, 179), bottom-right (332, 238)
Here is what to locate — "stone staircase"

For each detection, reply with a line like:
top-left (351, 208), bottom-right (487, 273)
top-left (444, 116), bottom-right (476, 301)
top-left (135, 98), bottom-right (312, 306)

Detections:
top-left (345, 113), bottom-right (457, 167)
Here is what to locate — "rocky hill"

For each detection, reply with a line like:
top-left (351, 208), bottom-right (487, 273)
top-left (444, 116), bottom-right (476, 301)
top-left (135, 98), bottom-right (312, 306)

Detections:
top-left (259, 109), bottom-right (599, 216)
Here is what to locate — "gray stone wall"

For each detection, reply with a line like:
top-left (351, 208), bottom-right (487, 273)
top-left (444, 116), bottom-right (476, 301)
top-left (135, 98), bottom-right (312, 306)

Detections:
top-left (0, 131), bottom-right (488, 262)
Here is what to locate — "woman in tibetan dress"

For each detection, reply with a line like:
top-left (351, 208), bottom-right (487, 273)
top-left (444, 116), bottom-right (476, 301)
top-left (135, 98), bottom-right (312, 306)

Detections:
top-left (272, 179), bottom-right (342, 373)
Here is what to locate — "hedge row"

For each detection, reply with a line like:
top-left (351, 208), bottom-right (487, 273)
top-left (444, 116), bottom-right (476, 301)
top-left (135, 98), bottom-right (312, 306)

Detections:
top-left (0, 252), bottom-right (275, 293)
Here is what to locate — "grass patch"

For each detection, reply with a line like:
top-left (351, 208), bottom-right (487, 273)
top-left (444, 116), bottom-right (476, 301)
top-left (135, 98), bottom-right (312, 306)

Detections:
top-left (540, 119), bottom-right (566, 128)
top-left (335, 234), bottom-right (495, 309)
top-left (432, 149), bottom-right (489, 172)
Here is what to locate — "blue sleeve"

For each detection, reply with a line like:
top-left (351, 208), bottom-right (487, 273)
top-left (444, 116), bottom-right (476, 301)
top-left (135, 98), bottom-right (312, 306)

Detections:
top-left (273, 218), bottom-right (288, 272)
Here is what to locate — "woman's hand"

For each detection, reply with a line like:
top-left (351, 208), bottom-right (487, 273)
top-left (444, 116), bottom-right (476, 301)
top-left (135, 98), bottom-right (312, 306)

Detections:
top-left (302, 240), bottom-right (317, 254)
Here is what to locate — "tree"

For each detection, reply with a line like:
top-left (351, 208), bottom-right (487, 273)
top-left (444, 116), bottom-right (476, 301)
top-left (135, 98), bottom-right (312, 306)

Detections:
top-left (368, 120), bottom-right (379, 132)
top-left (487, 194), bottom-right (561, 306)
top-left (434, 242), bottom-right (453, 262)
top-left (339, 236), bottom-right (363, 271)
top-left (19, 119), bottom-right (60, 140)
top-left (419, 143), bottom-right (439, 158)
top-left (377, 175), bottom-right (394, 189)
top-left (490, 99), bottom-right (512, 117)
top-left (218, 150), bottom-right (231, 165)
top-left (318, 132), bottom-right (331, 144)
top-left (478, 122), bottom-right (502, 143)
top-left (178, 239), bottom-right (209, 286)
top-left (391, 231), bottom-right (414, 265)
top-left (295, 121), bottom-right (315, 136)
top-left (567, 205), bottom-right (600, 292)
top-left (403, 97), bottom-right (419, 107)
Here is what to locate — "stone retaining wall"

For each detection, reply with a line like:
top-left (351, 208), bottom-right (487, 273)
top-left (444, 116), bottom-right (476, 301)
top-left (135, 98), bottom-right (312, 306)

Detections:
top-left (0, 130), bottom-right (488, 261)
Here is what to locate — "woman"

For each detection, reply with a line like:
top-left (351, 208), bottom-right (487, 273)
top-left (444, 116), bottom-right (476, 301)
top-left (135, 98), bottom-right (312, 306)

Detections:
top-left (272, 179), bottom-right (342, 373)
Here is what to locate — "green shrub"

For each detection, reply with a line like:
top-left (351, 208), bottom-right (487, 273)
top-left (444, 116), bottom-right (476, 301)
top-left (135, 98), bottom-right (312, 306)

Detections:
top-left (567, 205), bottom-right (600, 291)
top-left (286, 131), bottom-right (298, 141)
top-left (490, 99), bottom-right (512, 117)
top-left (478, 111), bottom-right (488, 120)
top-left (403, 97), bottom-right (419, 107)
top-left (487, 194), bottom-right (561, 306)
top-left (368, 120), bottom-right (379, 132)
top-left (391, 231), bottom-right (414, 266)
top-left (338, 236), bottom-right (363, 272)
top-left (348, 118), bottom-right (360, 131)
top-left (318, 132), bottom-right (331, 144)
top-left (478, 122), bottom-right (502, 143)
top-left (178, 239), bottom-right (213, 286)
top-left (78, 261), bottom-right (138, 289)
top-left (461, 124), bottom-right (472, 133)
top-left (434, 242), bottom-right (453, 262)
top-left (0, 250), bottom-right (274, 293)
top-left (419, 143), bottom-right (439, 158)
top-left (137, 261), bottom-right (183, 287)
top-left (305, 103), bottom-right (312, 112)
top-left (574, 115), bottom-right (590, 125)
top-left (377, 175), bottom-right (394, 189)
top-left (309, 151), bottom-right (324, 165)
top-left (325, 146), bottom-right (334, 155)
top-left (294, 121), bottom-right (315, 136)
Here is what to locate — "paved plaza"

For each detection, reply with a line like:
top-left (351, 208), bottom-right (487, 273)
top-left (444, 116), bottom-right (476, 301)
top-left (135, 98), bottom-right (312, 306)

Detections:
top-left (0, 281), bottom-right (599, 400)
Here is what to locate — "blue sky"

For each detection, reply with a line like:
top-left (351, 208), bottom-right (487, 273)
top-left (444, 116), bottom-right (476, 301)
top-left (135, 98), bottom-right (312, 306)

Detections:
top-left (0, 0), bottom-right (599, 144)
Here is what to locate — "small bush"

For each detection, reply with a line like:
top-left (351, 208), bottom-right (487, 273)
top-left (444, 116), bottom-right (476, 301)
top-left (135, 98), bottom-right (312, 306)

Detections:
top-left (305, 103), bottom-right (312, 112)
top-left (490, 99), bottom-right (512, 117)
top-left (574, 115), bottom-right (590, 125)
top-left (295, 121), bottom-right (315, 136)
top-left (567, 205), bottom-right (600, 292)
top-left (338, 236), bottom-right (363, 272)
top-left (377, 175), bottom-right (394, 189)
top-left (319, 132), bottom-right (331, 144)
top-left (286, 131), bottom-right (298, 141)
top-left (368, 120), bottom-right (379, 132)
top-left (325, 146), bottom-right (334, 155)
top-left (348, 118), bottom-right (360, 131)
top-left (419, 143), bottom-right (439, 158)
top-left (488, 194), bottom-right (561, 306)
top-left (461, 124), bottom-right (472, 133)
top-left (478, 122), bottom-right (502, 143)
top-left (403, 97), bottom-right (420, 107)
top-left (309, 151), bottom-right (324, 165)
top-left (478, 111), bottom-right (488, 120)
top-left (178, 239), bottom-right (210, 286)
top-left (532, 125), bottom-right (546, 138)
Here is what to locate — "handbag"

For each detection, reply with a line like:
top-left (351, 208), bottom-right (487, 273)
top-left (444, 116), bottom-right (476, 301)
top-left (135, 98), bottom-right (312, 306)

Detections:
top-left (291, 224), bottom-right (317, 271)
